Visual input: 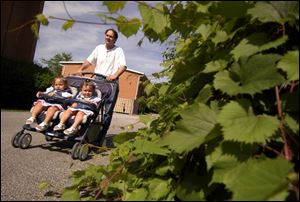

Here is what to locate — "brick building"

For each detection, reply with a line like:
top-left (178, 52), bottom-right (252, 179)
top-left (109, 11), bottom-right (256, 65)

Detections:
top-left (60, 61), bottom-right (147, 115)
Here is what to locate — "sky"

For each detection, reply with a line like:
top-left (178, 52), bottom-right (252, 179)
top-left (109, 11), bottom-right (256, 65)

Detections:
top-left (34, 1), bottom-right (168, 81)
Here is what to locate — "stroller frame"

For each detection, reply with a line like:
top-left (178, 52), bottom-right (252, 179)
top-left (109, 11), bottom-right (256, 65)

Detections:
top-left (11, 72), bottom-right (113, 161)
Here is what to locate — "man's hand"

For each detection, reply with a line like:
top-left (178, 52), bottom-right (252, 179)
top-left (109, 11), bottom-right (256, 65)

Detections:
top-left (106, 75), bottom-right (117, 81)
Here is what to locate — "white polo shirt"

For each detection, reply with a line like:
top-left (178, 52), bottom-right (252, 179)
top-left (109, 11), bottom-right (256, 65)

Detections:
top-left (86, 44), bottom-right (126, 76)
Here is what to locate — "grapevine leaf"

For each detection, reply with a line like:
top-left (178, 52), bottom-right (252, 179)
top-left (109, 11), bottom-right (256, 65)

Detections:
top-left (212, 30), bottom-right (228, 45)
top-left (159, 103), bottom-right (216, 154)
top-left (176, 171), bottom-right (206, 201)
top-left (146, 178), bottom-right (171, 200)
top-left (218, 100), bottom-right (279, 143)
top-left (211, 1), bottom-right (252, 18)
top-left (103, 1), bottom-right (127, 14)
top-left (133, 139), bottom-right (169, 156)
top-left (125, 188), bottom-right (148, 201)
top-left (138, 3), bottom-right (169, 33)
top-left (113, 132), bottom-right (137, 144)
top-left (36, 14), bottom-right (49, 25)
top-left (248, 1), bottom-right (299, 24)
top-left (196, 24), bottom-right (213, 41)
top-left (38, 181), bottom-right (49, 190)
top-left (31, 22), bottom-right (39, 38)
top-left (277, 50), bottom-right (299, 81)
top-left (61, 188), bottom-right (80, 201)
top-left (214, 54), bottom-right (284, 96)
top-left (230, 33), bottom-right (288, 61)
top-left (116, 16), bottom-right (140, 38)
top-left (203, 60), bottom-right (228, 73)
top-left (195, 84), bottom-right (212, 104)
top-left (284, 114), bottom-right (299, 134)
top-left (62, 20), bottom-right (75, 31)
top-left (224, 158), bottom-right (293, 201)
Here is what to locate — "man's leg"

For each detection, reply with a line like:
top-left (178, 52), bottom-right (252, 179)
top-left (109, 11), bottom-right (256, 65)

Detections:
top-left (102, 79), bottom-right (119, 137)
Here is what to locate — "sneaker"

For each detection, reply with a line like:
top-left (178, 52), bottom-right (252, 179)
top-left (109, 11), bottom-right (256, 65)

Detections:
top-left (25, 117), bottom-right (36, 125)
top-left (63, 127), bottom-right (78, 136)
top-left (53, 123), bottom-right (65, 131)
top-left (35, 122), bottom-right (49, 132)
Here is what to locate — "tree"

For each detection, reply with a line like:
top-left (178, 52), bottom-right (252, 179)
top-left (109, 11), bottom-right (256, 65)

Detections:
top-left (40, 52), bottom-right (72, 76)
top-left (35, 1), bottom-right (299, 201)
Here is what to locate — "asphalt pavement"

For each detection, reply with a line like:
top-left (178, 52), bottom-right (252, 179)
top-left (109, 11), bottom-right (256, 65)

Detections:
top-left (1, 110), bottom-right (145, 201)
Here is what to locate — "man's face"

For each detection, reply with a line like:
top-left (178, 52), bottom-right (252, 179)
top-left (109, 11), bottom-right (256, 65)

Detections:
top-left (105, 30), bottom-right (116, 46)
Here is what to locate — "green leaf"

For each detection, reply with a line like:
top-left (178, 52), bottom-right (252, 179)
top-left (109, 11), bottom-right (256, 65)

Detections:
top-left (196, 24), bottom-right (213, 41)
top-left (38, 181), bottom-right (49, 190)
top-left (61, 188), bottom-right (80, 201)
top-left (247, 2), bottom-right (283, 23)
top-left (230, 33), bottom-right (288, 61)
top-left (138, 3), bottom-right (169, 33)
top-left (224, 158), bottom-right (293, 201)
top-left (277, 50), bottom-right (299, 81)
top-left (144, 83), bottom-right (155, 96)
top-left (284, 114), bottom-right (299, 134)
top-left (159, 103), bottom-right (217, 154)
top-left (125, 188), bottom-right (148, 201)
top-left (218, 100), bottom-right (279, 143)
top-left (176, 171), bottom-right (206, 201)
top-left (103, 1), bottom-right (127, 14)
top-left (139, 114), bottom-right (154, 127)
top-left (211, 1), bottom-right (252, 18)
top-left (116, 16), bottom-right (140, 38)
top-left (212, 30), bottom-right (228, 45)
top-left (203, 60), bottom-right (228, 73)
top-left (214, 54), bottom-right (284, 96)
top-left (62, 20), bottom-right (75, 31)
top-left (36, 14), bottom-right (49, 25)
top-left (248, 1), bottom-right (299, 24)
top-left (31, 22), bottom-right (39, 38)
top-left (133, 139), bottom-right (169, 156)
top-left (113, 132), bottom-right (137, 144)
top-left (146, 178), bottom-right (171, 200)
top-left (195, 84), bottom-right (212, 104)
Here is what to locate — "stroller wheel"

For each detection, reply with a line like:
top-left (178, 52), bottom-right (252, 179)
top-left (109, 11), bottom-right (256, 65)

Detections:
top-left (79, 144), bottom-right (89, 161)
top-left (45, 136), bottom-right (53, 141)
top-left (71, 142), bottom-right (81, 159)
top-left (11, 131), bottom-right (24, 148)
top-left (18, 133), bottom-right (32, 149)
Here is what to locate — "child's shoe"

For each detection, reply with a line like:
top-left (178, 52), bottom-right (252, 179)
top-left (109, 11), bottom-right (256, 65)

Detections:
top-left (25, 117), bottom-right (36, 125)
top-left (63, 127), bottom-right (78, 136)
top-left (53, 123), bottom-right (66, 131)
top-left (35, 122), bottom-right (49, 132)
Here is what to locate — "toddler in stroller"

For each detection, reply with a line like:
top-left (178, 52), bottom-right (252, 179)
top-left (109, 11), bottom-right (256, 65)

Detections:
top-left (25, 75), bottom-right (74, 131)
top-left (53, 80), bottom-right (101, 136)
top-left (11, 72), bottom-right (113, 161)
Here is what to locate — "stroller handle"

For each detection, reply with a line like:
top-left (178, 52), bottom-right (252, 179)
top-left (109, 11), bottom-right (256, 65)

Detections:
top-left (69, 72), bottom-right (106, 79)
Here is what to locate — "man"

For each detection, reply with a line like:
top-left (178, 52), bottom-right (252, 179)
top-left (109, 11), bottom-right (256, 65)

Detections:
top-left (78, 28), bottom-right (126, 144)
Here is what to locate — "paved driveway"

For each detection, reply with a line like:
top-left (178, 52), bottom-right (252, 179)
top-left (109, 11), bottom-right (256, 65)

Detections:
top-left (1, 110), bottom-right (144, 201)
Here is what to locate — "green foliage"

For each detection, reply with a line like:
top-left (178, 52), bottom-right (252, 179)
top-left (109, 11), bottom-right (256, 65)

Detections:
top-left (40, 52), bottom-right (73, 76)
top-left (55, 1), bottom-right (298, 201)
top-left (62, 20), bottom-right (75, 31)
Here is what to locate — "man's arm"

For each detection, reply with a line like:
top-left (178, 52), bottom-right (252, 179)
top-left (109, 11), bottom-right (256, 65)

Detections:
top-left (78, 60), bottom-right (93, 73)
top-left (107, 66), bottom-right (127, 81)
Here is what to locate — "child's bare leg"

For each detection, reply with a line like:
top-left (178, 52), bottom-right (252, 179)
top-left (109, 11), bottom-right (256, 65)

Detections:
top-left (71, 111), bottom-right (85, 129)
top-left (43, 106), bottom-right (59, 125)
top-left (31, 102), bottom-right (45, 118)
top-left (59, 109), bottom-right (75, 125)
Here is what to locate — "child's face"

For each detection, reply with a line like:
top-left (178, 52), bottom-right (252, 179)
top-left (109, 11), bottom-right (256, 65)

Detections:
top-left (53, 79), bottom-right (66, 90)
top-left (81, 85), bottom-right (93, 98)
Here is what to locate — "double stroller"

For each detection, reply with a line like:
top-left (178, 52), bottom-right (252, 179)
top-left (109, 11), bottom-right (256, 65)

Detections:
top-left (11, 72), bottom-right (113, 161)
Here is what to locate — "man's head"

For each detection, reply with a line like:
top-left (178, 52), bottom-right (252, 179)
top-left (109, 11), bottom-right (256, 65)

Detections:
top-left (105, 28), bottom-right (118, 48)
